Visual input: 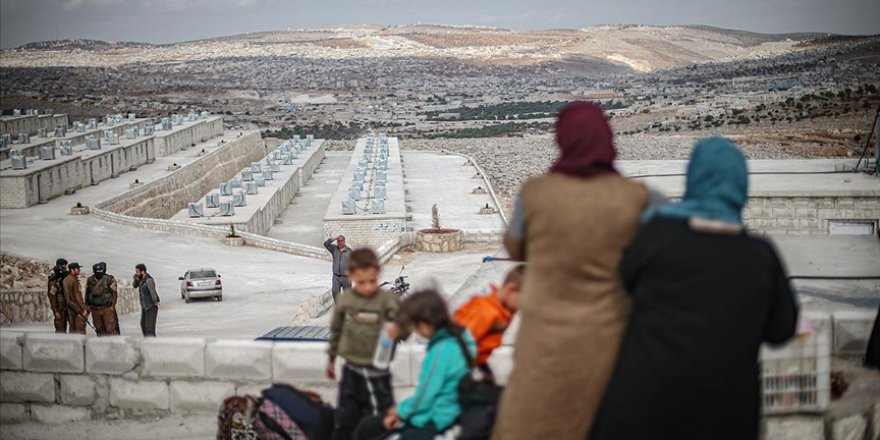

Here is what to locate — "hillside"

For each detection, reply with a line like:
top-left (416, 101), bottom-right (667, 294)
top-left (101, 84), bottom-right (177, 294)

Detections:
top-left (1, 24), bottom-right (845, 71)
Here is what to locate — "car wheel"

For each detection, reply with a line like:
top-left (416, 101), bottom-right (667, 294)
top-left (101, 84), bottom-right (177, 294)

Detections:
top-left (216, 295), bottom-right (223, 302)
top-left (181, 290), bottom-right (185, 299)
top-left (185, 295), bottom-right (191, 304)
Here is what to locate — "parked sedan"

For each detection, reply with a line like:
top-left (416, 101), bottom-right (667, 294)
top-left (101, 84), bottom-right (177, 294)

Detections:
top-left (179, 269), bottom-right (222, 303)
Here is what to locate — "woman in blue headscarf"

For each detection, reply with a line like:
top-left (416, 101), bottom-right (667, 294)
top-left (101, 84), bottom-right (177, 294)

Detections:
top-left (588, 137), bottom-right (799, 440)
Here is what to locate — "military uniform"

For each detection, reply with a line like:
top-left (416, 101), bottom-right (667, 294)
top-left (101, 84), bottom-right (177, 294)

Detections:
top-left (86, 274), bottom-right (119, 336)
top-left (46, 272), bottom-right (68, 333)
top-left (63, 272), bottom-right (88, 334)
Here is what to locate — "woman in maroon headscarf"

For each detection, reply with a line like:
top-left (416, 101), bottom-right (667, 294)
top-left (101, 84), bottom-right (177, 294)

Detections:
top-left (493, 102), bottom-right (650, 440)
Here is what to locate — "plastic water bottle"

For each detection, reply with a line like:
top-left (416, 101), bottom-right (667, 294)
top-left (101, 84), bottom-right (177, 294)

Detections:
top-left (372, 323), bottom-right (396, 369)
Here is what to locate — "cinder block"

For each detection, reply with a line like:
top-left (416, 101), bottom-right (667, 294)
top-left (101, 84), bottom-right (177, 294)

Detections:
top-left (59, 375), bottom-right (97, 406)
top-left (486, 346), bottom-right (514, 386)
top-left (22, 333), bottom-right (85, 373)
top-left (141, 337), bottom-right (205, 378)
top-left (832, 310), bottom-right (876, 355)
top-left (273, 342), bottom-right (327, 382)
top-left (831, 414), bottom-right (866, 440)
top-left (205, 340), bottom-right (272, 380)
top-left (0, 331), bottom-right (23, 370)
top-left (86, 336), bottom-right (138, 375)
top-left (109, 378), bottom-right (169, 410)
top-left (390, 344), bottom-right (413, 387)
top-left (235, 383), bottom-right (271, 398)
top-left (30, 405), bottom-right (92, 424)
top-left (169, 381), bottom-right (235, 413)
top-left (763, 416), bottom-right (825, 440)
top-left (773, 208), bottom-right (795, 219)
top-left (0, 371), bottom-right (55, 403)
top-left (0, 403), bottom-right (28, 422)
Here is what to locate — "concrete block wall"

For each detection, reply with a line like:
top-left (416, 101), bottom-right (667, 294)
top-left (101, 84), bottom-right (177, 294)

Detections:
top-left (0, 287), bottom-right (141, 325)
top-left (0, 137), bottom-right (157, 208)
top-left (1, 114), bottom-right (68, 138)
top-left (1, 323), bottom-right (877, 435)
top-left (99, 131), bottom-right (265, 219)
top-left (154, 117), bottom-right (224, 157)
top-left (743, 196), bottom-right (880, 235)
top-left (324, 215), bottom-right (408, 249)
top-left (0, 334), bottom-right (443, 422)
top-left (80, 138), bottom-right (154, 185)
top-left (0, 138), bottom-right (56, 161)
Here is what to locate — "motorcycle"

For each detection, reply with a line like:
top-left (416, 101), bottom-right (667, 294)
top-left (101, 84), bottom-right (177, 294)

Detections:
top-left (380, 266), bottom-right (410, 299)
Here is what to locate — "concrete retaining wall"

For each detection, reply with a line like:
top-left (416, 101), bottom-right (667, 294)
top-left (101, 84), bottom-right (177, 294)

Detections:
top-left (154, 118), bottom-right (224, 157)
top-left (0, 114), bottom-right (69, 138)
top-left (99, 132), bottom-right (265, 219)
top-left (0, 138), bottom-right (155, 209)
top-left (0, 287), bottom-right (140, 325)
top-left (743, 196), bottom-right (880, 235)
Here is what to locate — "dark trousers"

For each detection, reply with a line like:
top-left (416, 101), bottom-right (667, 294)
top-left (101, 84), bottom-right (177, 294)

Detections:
top-left (53, 309), bottom-right (68, 333)
top-left (140, 306), bottom-right (158, 337)
top-left (332, 274), bottom-right (352, 302)
top-left (331, 365), bottom-right (395, 440)
top-left (93, 306), bottom-right (120, 336)
top-left (352, 416), bottom-right (439, 440)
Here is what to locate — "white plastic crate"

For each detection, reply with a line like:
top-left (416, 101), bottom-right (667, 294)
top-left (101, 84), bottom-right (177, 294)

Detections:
top-left (760, 310), bottom-right (831, 414)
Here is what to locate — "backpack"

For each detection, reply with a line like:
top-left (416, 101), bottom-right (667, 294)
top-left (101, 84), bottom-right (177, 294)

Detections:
top-left (216, 395), bottom-right (260, 440)
top-left (87, 276), bottom-right (113, 307)
top-left (254, 384), bottom-right (335, 440)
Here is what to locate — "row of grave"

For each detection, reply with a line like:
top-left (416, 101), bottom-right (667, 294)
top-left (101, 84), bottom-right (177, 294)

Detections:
top-left (342, 134), bottom-right (391, 215)
top-left (186, 135), bottom-right (316, 218)
top-left (4, 112), bottom-right (211, 170)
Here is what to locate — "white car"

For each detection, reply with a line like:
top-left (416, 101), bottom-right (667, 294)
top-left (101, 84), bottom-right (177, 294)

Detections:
top-left (178, 268), bottom-right (223, 303)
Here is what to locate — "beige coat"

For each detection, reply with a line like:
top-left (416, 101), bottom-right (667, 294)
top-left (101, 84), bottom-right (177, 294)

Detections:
top-left (493, 173), bottom-right (647, 440)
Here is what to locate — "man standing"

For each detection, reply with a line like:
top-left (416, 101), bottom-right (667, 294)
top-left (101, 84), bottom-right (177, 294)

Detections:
top-left (133, 263), bottom-right (160, 337)
top-left (86, 262), bottom-right (119, 336)
top-left (63, 263), bottom-right (89, 334)
top-left (47, 258), bottom-right (69, 333)
top-left (324, 235), bottom-right (352, 302)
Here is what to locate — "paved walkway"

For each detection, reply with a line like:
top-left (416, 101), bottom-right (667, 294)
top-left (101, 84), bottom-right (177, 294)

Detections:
top-left (402, 151), bottom-right (505, 231)
top-left (268, 152), bottom-right (350, 247)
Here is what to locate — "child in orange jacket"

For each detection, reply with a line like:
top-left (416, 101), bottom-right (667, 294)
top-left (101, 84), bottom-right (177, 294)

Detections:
top-left (453, 264), bottom-right (525, 372)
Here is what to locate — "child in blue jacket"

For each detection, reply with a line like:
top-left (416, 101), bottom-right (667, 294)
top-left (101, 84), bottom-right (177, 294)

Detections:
top-left (353, 289), bottom-right (476, 440)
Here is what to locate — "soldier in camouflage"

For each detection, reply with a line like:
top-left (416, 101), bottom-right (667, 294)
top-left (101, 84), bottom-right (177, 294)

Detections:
top-left (46, 258), bottom-right (69, 333)
top-left (86, 262), bottom-right (119, 336)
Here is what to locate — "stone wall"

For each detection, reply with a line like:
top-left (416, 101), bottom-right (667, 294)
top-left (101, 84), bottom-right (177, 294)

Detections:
top-left (99, 131), bottom-right (266, 219)
top-left (1, 309), bottom-right (877, 438)
top-left (743, 196), bottom-right (880, 235)
top-left (0, 287), bottom-right (140, 325)
top-left (0, 333), bottom-right (436, 422)
top-left (416, 229), bottom-right (464, 253)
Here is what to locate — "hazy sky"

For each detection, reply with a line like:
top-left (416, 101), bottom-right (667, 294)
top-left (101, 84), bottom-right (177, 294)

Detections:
top-left (1, 0), bottom-right (879, 49)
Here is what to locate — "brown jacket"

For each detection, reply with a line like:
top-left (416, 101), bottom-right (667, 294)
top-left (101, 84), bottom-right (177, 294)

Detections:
top-left (63, 273), bottom-right (88, 315)
top-left (493, 173), bottom-right (648, 440)
top-left (46, 273), bottom-right (66, 313)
